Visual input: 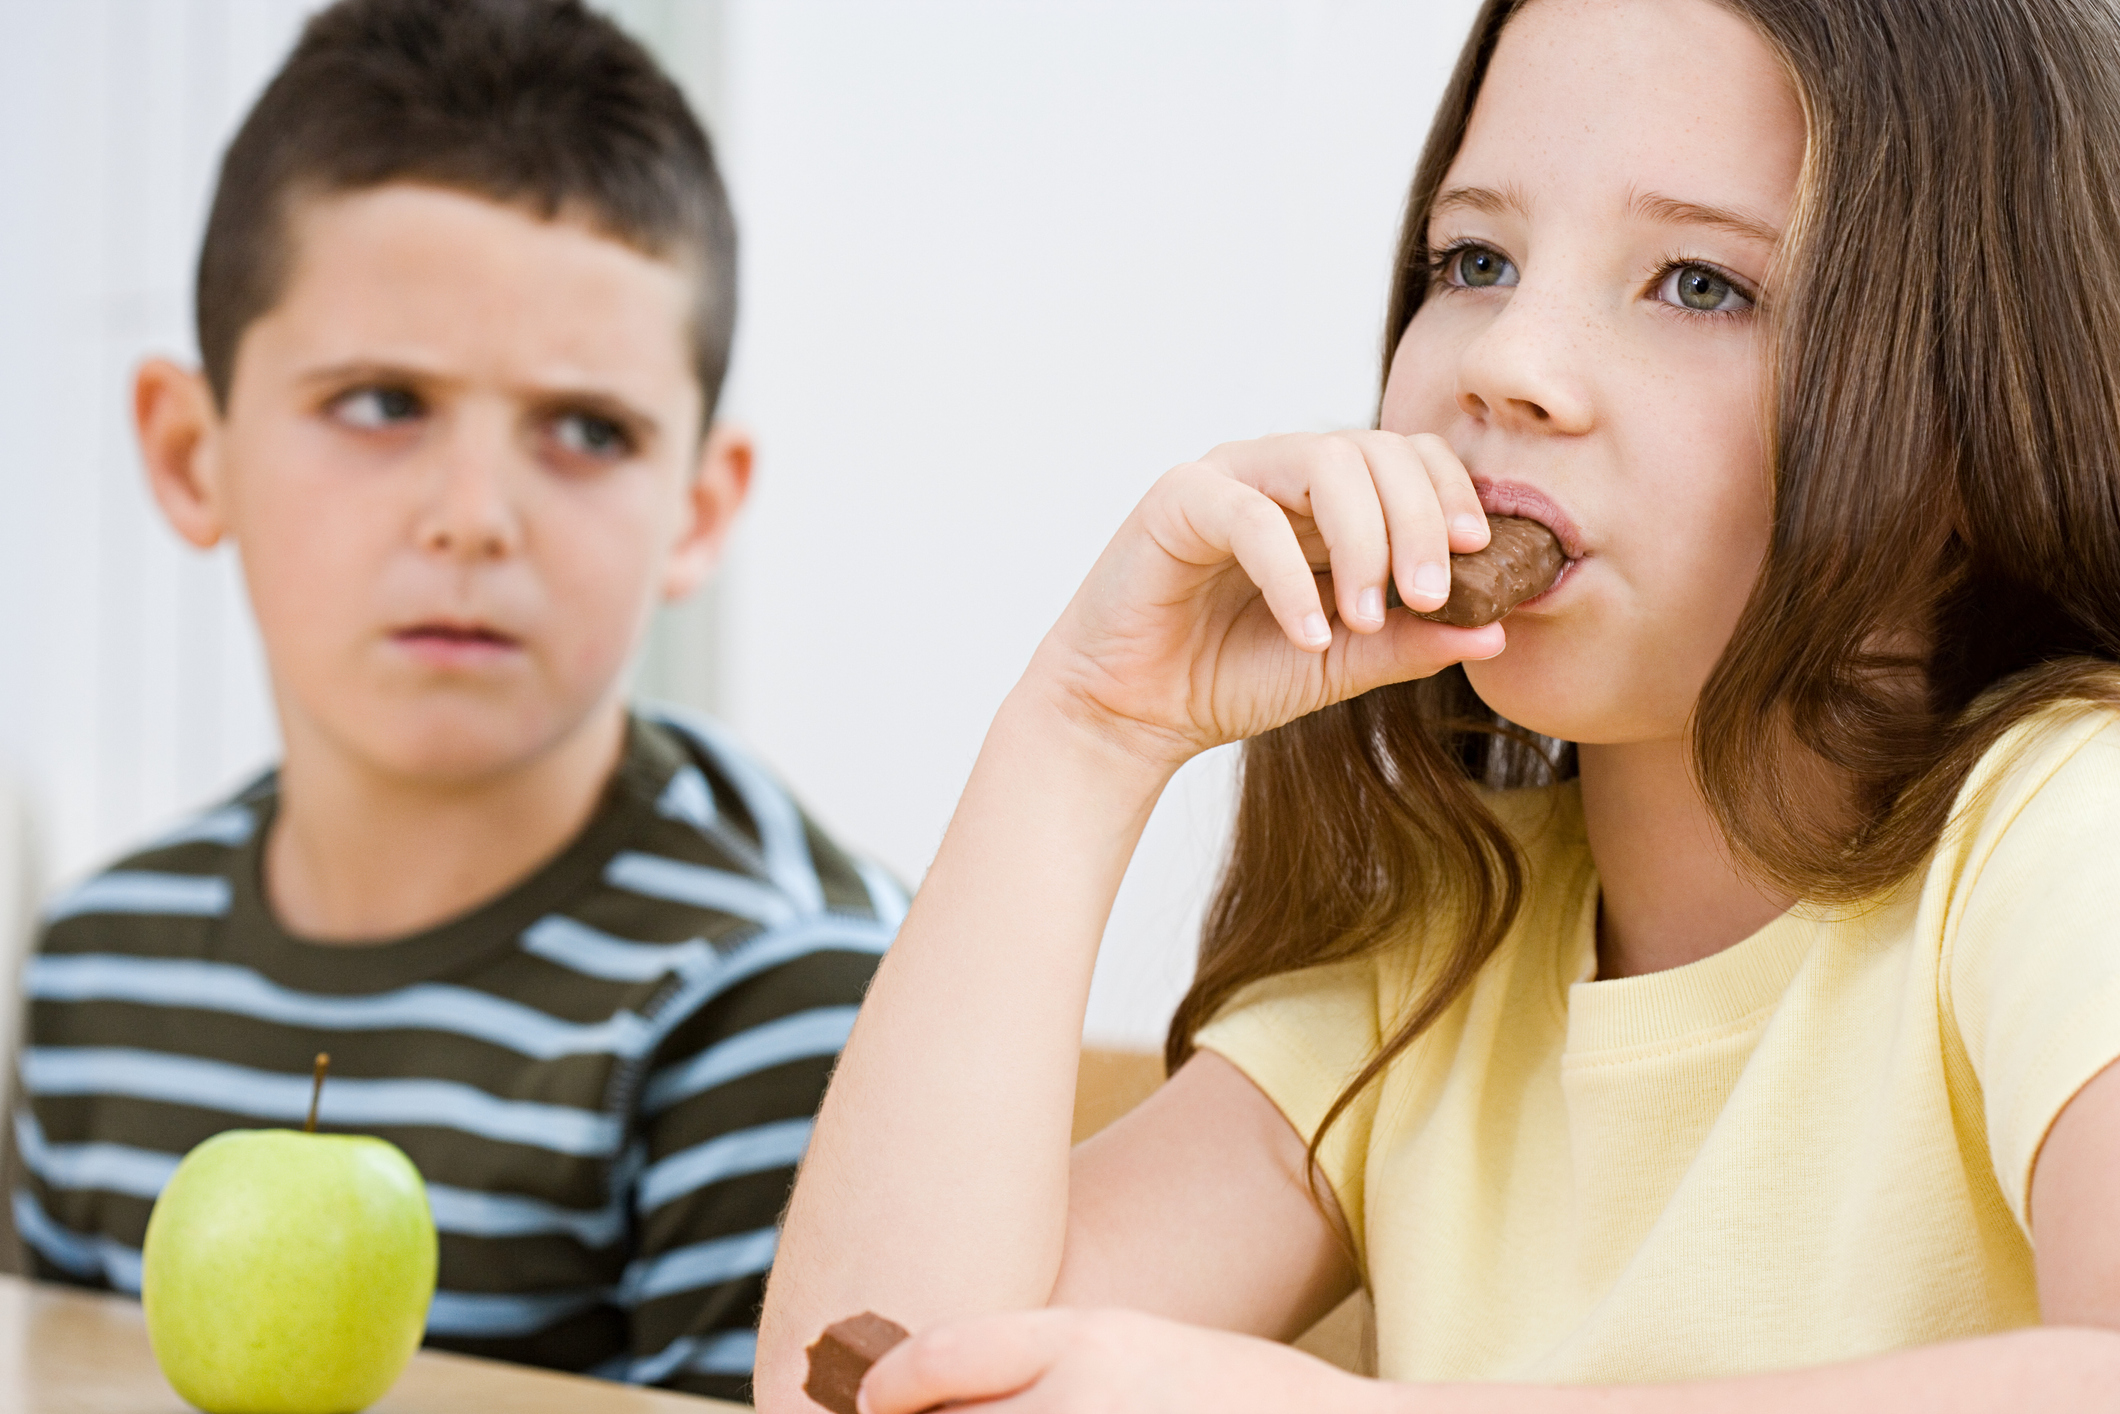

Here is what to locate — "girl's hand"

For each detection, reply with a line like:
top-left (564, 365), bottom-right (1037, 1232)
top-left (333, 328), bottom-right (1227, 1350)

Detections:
top-left (857, 1308), bottom-right (1375, 1414)
top-left (1028, 432), bottom-right (1503, 767)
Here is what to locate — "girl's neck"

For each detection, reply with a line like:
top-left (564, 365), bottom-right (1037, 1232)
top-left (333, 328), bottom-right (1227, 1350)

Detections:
top-left (263, 701), bottom-right (628, 944)
top-left (1577, 736), bottom-right (1792, 980)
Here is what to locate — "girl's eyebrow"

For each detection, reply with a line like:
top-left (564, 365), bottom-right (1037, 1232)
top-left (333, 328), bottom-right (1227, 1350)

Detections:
top-left (1428, 184), bottom-right (1782, 249)
top-left (1628, 190), bottom-right (1782, 247)
top-left (1430, 184), bottom-right (1527, 222)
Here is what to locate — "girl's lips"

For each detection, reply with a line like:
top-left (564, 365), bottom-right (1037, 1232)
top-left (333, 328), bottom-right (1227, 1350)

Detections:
top-left (1471, 477), bottom-right (1588, 561)
top-left (1512, 553), bottom-right (1579, 612)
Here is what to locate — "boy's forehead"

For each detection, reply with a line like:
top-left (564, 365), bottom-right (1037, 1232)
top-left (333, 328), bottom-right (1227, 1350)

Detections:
top-left (261, 182), bottom-right (700, 401)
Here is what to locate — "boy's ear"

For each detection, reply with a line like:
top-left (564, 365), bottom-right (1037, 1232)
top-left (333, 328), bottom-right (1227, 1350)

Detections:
top-left (660, 420), bottom-right (755, 602)
top-left (135, 358), bottom-right (229, 549)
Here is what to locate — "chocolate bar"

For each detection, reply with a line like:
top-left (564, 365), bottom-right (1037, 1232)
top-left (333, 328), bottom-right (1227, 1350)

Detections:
top-left (1383, 513), bottom-right (1564, 627)
top-left (804, 1311), bottom-right (910, 1414)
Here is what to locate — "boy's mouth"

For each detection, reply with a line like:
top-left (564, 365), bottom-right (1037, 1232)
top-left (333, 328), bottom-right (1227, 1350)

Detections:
top-left (391, 620), bottom-right (523, 663)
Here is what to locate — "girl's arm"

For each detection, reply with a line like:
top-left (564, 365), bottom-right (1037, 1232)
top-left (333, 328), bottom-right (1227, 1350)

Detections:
top-left (861, 1319), bottom-right (2120, 1414)
top-left (753, 433), bottom-right (1503, 1410)
top-left (853, 1059), bottom-right (2120, 1413)
top-left (1052, 1050), bottom-right (1357, 1335)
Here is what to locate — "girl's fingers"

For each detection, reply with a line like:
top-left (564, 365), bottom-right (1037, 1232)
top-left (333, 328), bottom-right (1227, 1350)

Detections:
top-left (859, 1312), bottom-right (1061, 1414)
top-left (1146, 432), bottom-right (1493, 653)
top-left (1407, 433), bottom-right (1489, 553)
top-left (1349, 431), bottom-right (1453, 614)
top-left (1198, 432), bottom-right (1489, 629)
top-left (1334, 608), bottom-right (1508, 698)
top-left (1285, 439), bottom-right (1390, 632)
top-left (1198, 435), bottom-right (1394, 632)
top-left (1149, 465), bottom-right (1332, 650)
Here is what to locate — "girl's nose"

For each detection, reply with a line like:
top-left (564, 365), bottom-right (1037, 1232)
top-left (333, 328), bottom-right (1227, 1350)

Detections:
top-left (1453, 290), bottom-right (1596, 435)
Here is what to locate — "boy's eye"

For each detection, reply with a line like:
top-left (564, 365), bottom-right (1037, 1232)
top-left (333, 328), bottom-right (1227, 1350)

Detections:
top-left (332, 386), bottom-right (423, 428)
top-left (1448, 244), bottom-right (1519, 289)
top-left (551, 412), bottom-right (634, 459)
top-left (1656, 263), bottom-right (1754, 314)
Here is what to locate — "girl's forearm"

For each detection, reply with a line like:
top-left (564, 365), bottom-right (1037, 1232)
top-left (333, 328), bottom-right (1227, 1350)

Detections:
top-left (1362, 1327), bottom-right (2120, 1414)
top-left (756, 682), bottom-right (1178, 1408)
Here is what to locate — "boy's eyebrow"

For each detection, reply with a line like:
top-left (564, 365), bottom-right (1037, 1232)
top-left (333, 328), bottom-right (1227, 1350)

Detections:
top-left (529, 387), bottom-right (664, 444)
top-left (1628, 190), bottom-right (1782, 247)
top-left (295, 360), bottom-right (663, 434)
top-left (296, 359), bottom-right (448, 390)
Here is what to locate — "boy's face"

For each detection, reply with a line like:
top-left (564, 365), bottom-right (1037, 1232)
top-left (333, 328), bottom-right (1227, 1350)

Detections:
top-left (139, 184), bottom-right (748, 783)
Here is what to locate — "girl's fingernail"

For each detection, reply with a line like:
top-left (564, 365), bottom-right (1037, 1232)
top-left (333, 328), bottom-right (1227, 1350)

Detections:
top-left (1301, 611), bottom-right (1331, 645)
top-left (1358, 587), bottom-right (1384, 622)
top-left (1450, 514), bottom-right (1487, 537)
top-left (1413, 562), bottom-right (1451, 601)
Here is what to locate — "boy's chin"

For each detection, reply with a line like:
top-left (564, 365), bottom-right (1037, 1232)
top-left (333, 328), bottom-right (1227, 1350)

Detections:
top-left (303, 694), bottom-right (618, 788)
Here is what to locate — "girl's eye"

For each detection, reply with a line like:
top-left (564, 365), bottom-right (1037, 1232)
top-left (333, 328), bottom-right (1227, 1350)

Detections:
top-left (552, 412), bottom-right (633, 459)
top-left (332, 386), bottom-right (423, 428)
top-left (1448, 244), bottom-right (1519, 289)
top-left (1656, 263), bottom-right (1754, 315)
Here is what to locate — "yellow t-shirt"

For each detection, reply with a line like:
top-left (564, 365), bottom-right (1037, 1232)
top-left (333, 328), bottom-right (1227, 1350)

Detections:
top-left (1194, 700), bottom-right (2120, 1383)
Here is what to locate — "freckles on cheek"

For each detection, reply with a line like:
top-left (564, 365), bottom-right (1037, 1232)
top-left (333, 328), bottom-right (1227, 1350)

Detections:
top-left (1380, 329), bottom-right (1463, 432)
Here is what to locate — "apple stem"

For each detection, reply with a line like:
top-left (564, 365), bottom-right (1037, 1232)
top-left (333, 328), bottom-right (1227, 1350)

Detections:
top-left (306, 1052), bottom-right (330, 1134)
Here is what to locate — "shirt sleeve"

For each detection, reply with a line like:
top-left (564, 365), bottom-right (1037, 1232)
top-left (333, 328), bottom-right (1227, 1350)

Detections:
top-left (1191, 955), bottom-right (1388, 1255)
top-left (620, 932), bottom-right (882, 1402)
top-left (1944, 708), bottom-right (2120, 1233)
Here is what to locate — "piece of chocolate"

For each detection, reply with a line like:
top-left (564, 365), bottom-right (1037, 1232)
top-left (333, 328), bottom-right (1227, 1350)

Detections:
top-left (805, 1311), bottom-right (911, 1414)
top-left (1383, 513), bottom-right (1565, 627)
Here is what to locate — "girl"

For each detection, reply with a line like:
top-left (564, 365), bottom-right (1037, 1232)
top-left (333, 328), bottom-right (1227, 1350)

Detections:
top-left (759, 0), bottom-right (2120, 1408)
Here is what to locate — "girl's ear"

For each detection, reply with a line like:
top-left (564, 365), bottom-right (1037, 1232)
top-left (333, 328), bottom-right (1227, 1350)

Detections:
top-left (135, 359), bottom-right (228, 550)
top-left (660, 420), bottom-right (755, 603)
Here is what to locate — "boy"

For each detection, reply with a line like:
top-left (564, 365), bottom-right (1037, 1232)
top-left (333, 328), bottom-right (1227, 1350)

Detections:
top-left (9, 0), bottom-right (900, 1401)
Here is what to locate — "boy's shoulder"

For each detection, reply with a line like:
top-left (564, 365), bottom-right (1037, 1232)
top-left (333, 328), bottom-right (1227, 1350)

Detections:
top-left (624, 704), bottom-right (908, 931)
top-left (37, 781), bottom-right (272, 957)
top-left (34, 706), bottom-right (907, 970)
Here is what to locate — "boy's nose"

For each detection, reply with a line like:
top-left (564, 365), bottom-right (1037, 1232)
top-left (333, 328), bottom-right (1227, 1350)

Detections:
top-left (1453, 288), bottom-right (1596, 436)
top-left (414, 432), bottom-right (524, 562)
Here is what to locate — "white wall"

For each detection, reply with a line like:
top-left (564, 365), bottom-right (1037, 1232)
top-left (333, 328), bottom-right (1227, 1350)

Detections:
top-left (711, 1), bottom-right (1480, 1045)
top-left (0, 0), bottom-right (1480, 1050)
top-left (0, 1), bottom-right (316, 892)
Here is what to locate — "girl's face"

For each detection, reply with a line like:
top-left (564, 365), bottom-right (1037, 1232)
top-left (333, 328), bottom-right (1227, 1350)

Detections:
top-left (1382, 0), bottom-right (1804, 746)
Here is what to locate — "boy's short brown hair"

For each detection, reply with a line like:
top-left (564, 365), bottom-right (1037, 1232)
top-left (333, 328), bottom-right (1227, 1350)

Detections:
top-left (197, 0), bottom-right (737, 418)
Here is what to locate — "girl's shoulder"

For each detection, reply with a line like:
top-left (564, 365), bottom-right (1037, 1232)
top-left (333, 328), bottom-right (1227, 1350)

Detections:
top-left (1939, 685), bottom-right (2120, 874)
top-left (1925, 680), bottom-right (2120, 1229)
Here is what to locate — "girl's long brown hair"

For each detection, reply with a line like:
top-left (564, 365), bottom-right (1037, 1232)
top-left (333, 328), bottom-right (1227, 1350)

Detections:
top-left (1166, 0), bottom-right (2120, 1177)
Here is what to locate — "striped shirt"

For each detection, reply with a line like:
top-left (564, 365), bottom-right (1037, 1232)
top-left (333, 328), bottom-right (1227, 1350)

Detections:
top-left (10, 707), bottom-right (899, 1403)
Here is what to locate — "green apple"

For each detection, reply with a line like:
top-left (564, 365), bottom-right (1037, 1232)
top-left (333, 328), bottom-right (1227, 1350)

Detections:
top-left (141, 1126), bottom-right (438, 1414)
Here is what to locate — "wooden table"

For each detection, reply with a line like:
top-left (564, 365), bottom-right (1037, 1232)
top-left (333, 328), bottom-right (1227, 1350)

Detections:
top-left (0, 1274), bottom-right (749, 1413)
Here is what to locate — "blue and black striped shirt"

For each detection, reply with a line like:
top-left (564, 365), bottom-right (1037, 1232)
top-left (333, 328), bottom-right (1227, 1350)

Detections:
top-left (10, 707), bottom-right (898, 1402)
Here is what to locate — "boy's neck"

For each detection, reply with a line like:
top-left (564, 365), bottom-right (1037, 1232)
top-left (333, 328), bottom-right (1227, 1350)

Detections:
top-left (263, 702), bottom-right (630, 944)
top-left (1577, 736), bottom-right (1792, 981)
